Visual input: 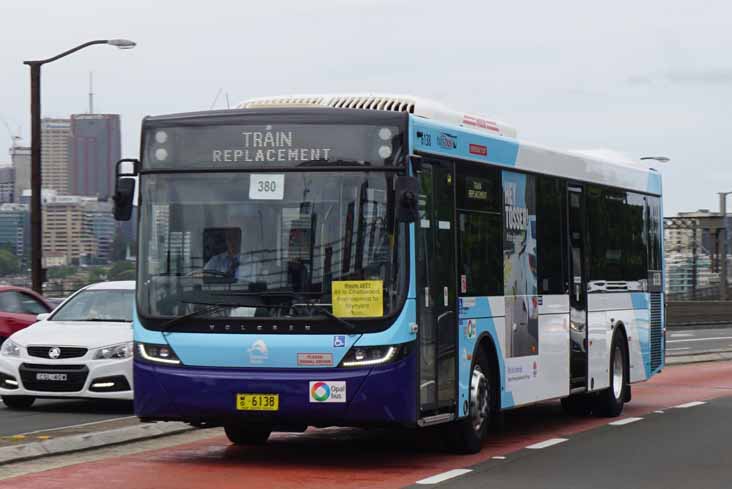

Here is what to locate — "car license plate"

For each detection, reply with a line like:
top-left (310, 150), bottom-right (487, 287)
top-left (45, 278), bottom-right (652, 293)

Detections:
top-left (36, 373), bottom-right (67, 381)
top-left (236, 393), bottom-right (279, 411)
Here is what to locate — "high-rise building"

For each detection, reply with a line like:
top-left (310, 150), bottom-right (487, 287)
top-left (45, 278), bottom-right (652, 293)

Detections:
top-left (10, 145), bottom-right (30, 203)
top-left (41, 118), bottom-right (72, 195)
top-left (0, 203), bottom-right (30, 266)
top-left (71, 114), bottom-right (121, 198)
top-left (0, 165), bottom-right (16, 203)
top-left (42, 195), bottom-right (97, 265)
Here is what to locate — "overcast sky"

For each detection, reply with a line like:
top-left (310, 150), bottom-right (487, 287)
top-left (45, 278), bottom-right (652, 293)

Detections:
top-left (1, 0), bottom-right (730, 215)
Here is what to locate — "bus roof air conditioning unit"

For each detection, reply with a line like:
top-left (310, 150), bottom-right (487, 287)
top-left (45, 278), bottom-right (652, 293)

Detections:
top-left (239, 93), bottom-right (517, 138)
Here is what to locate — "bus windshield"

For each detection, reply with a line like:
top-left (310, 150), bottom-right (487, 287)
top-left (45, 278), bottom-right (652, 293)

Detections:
top-left (138, 171), bottom-right (407, 326)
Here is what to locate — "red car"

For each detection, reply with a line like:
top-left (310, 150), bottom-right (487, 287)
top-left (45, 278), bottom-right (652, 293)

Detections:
top-left (0, 286), bottom-right (53, 346)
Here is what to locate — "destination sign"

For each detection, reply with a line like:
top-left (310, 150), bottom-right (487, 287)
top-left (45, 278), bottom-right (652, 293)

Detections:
top-left (143, 123), bottom-right (402, 170)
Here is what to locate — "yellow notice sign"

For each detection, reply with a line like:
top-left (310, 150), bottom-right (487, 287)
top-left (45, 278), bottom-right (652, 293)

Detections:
top-left (332, 280), bottom-right (383, 318)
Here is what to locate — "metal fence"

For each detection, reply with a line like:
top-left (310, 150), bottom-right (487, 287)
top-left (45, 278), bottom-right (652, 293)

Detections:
top-left (665, 216), bottom-right (730, 301)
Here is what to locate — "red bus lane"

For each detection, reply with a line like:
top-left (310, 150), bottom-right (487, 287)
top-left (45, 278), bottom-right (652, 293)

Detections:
top-left (3, 361), bottom-right (732, 489)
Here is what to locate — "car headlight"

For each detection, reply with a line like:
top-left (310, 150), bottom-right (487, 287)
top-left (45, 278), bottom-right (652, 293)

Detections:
top-left (0, 340), bottom-right (21, 357)
top-left (339, 343), bottom-right (410, 368)
top-left (135, 342), bottom-right (181, 365)
top-left (93, 342), bottom-right (133, 360)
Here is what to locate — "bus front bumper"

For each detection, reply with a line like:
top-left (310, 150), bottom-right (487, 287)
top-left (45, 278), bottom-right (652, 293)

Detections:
top-left (133, 351), bottom-right (417, 427)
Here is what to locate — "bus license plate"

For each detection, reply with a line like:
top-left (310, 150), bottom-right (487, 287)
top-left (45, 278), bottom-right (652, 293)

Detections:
top-left (236, 393), bottom-right (279, 411)
top-left (36, 373), bottom-right (67, 381)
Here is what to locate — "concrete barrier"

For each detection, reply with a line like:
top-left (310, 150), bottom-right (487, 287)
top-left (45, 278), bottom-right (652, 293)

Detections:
top-left (666, 301), bottom-right (732, 327)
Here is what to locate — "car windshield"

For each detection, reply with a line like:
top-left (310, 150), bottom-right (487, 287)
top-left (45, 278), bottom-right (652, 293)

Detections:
top-left (51, 290), bottom-right (134, 322)
top-left (137, 171), bottom-right (407, 324)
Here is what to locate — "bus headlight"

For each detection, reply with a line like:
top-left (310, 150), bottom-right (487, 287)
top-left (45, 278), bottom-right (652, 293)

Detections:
top-left (135, 342), bottom-right (182, 366)
top-left (339, 344), bottom-right (407, 368)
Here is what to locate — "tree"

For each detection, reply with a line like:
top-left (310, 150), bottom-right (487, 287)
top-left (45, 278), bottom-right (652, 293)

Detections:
top-left (0, 249), bottom-right (19, 276)
top-left (109, 261), bottom-right (136, 281)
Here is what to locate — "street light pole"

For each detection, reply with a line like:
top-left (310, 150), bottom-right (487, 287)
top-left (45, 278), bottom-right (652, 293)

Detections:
top-left (720, 192), bottom-right (731, 301)
top-left (23, 39), bottom-right (135, 293)
top-left (27, 63), bottom-right (42, 293)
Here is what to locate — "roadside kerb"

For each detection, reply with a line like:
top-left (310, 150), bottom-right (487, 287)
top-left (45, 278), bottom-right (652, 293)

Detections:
top-left (0, 422), bottom-right (192, 465)
top-left (666, 350), bottom-right (732, 365)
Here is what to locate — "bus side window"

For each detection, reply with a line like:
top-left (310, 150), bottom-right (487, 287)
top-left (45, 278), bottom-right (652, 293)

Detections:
top-left (536, 176), bottom-right (566, 295)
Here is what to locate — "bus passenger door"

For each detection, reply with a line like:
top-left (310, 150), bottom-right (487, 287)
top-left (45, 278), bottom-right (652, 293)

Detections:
top-left (568, 184), bottom-right (588, 390)
top-left (415, 160), bottom-right (458, 420)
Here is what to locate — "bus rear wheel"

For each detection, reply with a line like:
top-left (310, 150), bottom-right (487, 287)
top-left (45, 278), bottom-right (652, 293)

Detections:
top-left (447, 352), bottom-right (493, 454)
top-left (224, 424), bottom-right (272, 445)
top-left (594, 333), bottom-right (628, 417)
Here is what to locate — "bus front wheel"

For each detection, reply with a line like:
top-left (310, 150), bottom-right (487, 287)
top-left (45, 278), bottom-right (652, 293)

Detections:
top-left (447, 351), bottom-right (493, 454)
top-left (224, 424), bottom-right (272, 445)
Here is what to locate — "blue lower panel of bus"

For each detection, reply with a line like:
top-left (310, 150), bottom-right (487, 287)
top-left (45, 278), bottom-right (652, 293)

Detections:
top-left (134, 350), bottom-right (417, 427)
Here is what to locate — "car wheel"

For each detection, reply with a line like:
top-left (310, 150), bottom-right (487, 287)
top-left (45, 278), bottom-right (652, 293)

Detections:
top-left (2, 395), bottom-right (35, 410)
top-left (594, 333), bottom-right (628, 417)
top-left (224, 424), bottom-right (272, 445)
top-left (0, 336), bottom-right (6, 347)
top-left (446, 351), bottom-right (493, 454)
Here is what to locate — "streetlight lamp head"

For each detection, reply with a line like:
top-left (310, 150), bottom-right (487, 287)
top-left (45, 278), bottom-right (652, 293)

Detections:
top-left (107, 39), bottom-right (136, 50)
top-left (640, 156), bottom-right (670, 163)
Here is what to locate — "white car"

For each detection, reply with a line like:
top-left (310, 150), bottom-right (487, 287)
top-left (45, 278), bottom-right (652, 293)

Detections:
top-left (0, 281), bottom-right (135, 409)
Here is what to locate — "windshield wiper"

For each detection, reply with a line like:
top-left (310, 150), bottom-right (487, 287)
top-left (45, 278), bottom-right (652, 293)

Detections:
top-left (159, 302), bottom-right (236, 333)
top-left (291, 302), bottom-right (357, 331)
top-left (159, 299), bottom-right (288, 333)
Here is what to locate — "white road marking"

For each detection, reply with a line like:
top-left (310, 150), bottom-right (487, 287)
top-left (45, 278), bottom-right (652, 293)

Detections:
top-left (416, 469), bottom-right (472, 485)
top-left (492, 456), bottom-right (507, 460)
top-left (674, 401), bottom-right (707, 409)
top-left (667, 336), bottom-right (732, 343)
top-left (609, 417), bottom-right (643, 426)
top-left (670, 333), bottom-right (695, 338)
top-left (19, 416), bottom-right (137, 436)
top-left (668, 347), bottom-right (691, 351)
top-left (654, 410), bottom-right (665, 414)
top-left (526, 438), bottom-right (568, 449)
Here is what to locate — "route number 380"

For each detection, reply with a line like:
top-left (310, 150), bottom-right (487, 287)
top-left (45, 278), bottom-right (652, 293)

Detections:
top-left (249, 174), bottom-right (285, 200)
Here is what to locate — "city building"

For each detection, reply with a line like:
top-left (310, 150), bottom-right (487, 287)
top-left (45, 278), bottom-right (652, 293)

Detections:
top-left (40, 194), bottom-right (119, 266)
top-left (0, 203), bottom-right (30, 267)
top-left (41, 118), bottom-right (72, 195)
top-left (0, 165), bottom-right (14, 203)
top-left (10, 145), bottom-right (30, 203)
top-left (70, 114), bottom-right (121, 198)
top-left (85, 199), bottom-right (116, 263)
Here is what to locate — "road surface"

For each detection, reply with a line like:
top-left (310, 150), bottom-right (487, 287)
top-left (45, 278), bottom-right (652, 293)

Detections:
top-left (1, 360), bottom-right (730, 488)
top-left (666, 326), bottom-right (732, 356)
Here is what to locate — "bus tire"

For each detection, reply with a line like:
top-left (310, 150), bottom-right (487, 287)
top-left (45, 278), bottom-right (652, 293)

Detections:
top-left (447, 351), bottom-right (492, 454)
top-left (224, 424), bottom-right (272, 445)
top-left (1, 395), bottom-right (35, 410)
top-left (594, 332), bottom-right (628, 417)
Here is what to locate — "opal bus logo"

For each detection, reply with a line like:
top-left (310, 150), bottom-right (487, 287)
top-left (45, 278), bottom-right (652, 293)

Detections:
top-left (310, 382), bottom-right (331, 402)
top-left (309, 381), bottom-right (346, 403)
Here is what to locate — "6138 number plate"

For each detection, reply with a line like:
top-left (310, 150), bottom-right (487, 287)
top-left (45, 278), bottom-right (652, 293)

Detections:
top-left (236, 393), bottom-right (279, 411)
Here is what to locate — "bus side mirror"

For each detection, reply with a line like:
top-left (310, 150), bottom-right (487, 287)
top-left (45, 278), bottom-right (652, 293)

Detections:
top-left (396, 176), bottom-right (419, 223)
top-left (114, 159), bottom-right (139, 221)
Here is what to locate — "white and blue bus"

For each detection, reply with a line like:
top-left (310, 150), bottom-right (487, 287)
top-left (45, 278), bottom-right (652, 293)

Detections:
top-left (114, 94), bottom-right (664, 453)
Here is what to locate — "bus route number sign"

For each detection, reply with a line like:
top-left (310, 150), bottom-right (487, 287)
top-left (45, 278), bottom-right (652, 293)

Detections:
top-left (249, 174), bottom-right (285, 200)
